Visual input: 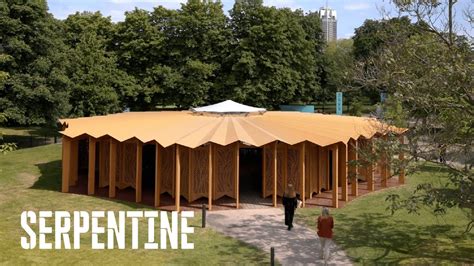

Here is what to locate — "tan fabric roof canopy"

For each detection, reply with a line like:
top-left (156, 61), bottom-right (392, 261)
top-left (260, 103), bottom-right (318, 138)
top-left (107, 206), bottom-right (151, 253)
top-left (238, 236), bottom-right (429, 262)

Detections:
top-left (59, 109), bottom-right (405, 148)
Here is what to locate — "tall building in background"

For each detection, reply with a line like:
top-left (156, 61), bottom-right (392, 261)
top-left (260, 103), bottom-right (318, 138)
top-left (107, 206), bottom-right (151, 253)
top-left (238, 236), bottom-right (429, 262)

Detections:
top-left (320, 7), bottom-right (337, 42)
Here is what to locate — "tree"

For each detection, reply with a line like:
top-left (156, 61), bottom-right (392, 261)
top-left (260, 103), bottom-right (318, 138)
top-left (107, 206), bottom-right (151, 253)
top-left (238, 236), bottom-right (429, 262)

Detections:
top-left (67, 31), bottom-right (137, 117)
top-left (354, 0), bottom-right (473, 232)
top-left (64, 11), bottom-right (114, 48)
top-left (227, 0), bottom-right (322, 108)
top-left (0, 0), bottom-right (71, 126)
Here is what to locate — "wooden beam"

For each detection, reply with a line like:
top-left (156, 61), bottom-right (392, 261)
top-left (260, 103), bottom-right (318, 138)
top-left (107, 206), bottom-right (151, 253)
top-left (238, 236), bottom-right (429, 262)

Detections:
top-left (262, 145), bottom-right (266, 198)
top-left (61, 136), bottom-right (72, 193)
top-left (155, 142), bottom-right (161, 207)
top-left (318, 147), bottom-right (324, 192)
top-left (340, 142), bottom-right (348, 201)
top-left (273, 141), bottom-right (277, 207)
top-left (300, 142), bottom-right (306, 207)
top-left (135, 141), bottom-right (143, 203)
top-left (175, 145), bottom-right (181, 212)
top-left (208, 143), bottom-right (213, 210)
top-left (308, 145), bottom-right (312, 199)
top-left (399, 135), bottom-right (405, 184)
top-left (381, 136), bottom-right (388, 187)
top-left (88, 137), bottom-right (96, 195)
top-left (332, 145), bottom-right (339, 208)
top-left (349, 139), bottom-right (359, 196)
top-left (109, 139), bottom-right (117, 198)
top-left (235, 142), bottom-right (240, 209)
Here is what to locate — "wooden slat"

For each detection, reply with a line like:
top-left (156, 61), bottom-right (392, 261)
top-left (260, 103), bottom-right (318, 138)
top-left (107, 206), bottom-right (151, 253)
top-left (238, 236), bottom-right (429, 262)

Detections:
top-left (340, 142), bottom-right (348, 201)
top-left (367, 139), bottom-right (375, 191)
top-left (300, 142), bottom-right (306, 207)
top-left (318, 147), bottom-right (324, 192)
top-left (135, 141), bottom-right (143, 202)
top-left (332, 144), bottom-right (339, 208)
top-left (399, 135), bottom-right (405, 184)
top-left (155, 143), bottom-right (161, 207)
top-left (61, 136), bottom-right (71, 193)
top-left (208, 143), bottom-right (213, 210)
top-left (175, 145), bottom-right (181, 211)
top-left (189, 148), bottom-right (193, 202)
top-left (349, 139), bottom-right (359, 196)
top-left (235, 142), bottom-right (240, 209)
top-left (262, 145), bottom-right (266, 198)
top-left (88, 137), bottom-right (96, 195)
top-left (273, 142), bottom-right (277, 207)
top-left (109, 139), bottom-right (117, 198)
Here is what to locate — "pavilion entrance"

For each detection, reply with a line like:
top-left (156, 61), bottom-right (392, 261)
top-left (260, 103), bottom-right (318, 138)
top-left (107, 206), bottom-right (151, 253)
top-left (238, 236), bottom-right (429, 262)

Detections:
top-left (239, 147), bottom-right (271, 208)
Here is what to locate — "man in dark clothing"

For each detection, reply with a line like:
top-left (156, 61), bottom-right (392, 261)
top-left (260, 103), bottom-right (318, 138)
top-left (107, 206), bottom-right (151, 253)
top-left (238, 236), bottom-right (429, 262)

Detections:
top-left (282, 184), bottom-right (297, 230)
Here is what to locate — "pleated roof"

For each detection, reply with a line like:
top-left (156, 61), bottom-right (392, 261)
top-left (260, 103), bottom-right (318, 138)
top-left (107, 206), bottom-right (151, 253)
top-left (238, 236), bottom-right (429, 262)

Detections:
top-left (59, 101), bottom-right (405, 148)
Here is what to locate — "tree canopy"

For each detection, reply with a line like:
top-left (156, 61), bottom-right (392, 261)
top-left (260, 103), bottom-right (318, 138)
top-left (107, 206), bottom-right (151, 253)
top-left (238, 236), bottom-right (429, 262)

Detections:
top-left (0, 0), bottom-right (326, 124)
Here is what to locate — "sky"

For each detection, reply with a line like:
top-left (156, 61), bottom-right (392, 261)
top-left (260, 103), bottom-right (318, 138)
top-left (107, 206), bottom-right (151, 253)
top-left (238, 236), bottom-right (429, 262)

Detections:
top-left (48, 0), bottom-right (472, 39)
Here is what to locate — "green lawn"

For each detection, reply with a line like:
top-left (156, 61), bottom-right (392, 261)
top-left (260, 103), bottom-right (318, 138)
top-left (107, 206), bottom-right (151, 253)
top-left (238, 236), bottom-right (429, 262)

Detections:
top-left (0, 144), bottom-right (270, 264)
top-left (297, 164), bottom-right (474, 265)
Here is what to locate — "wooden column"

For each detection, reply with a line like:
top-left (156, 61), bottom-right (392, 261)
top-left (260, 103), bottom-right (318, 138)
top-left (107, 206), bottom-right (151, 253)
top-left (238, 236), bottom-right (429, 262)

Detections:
top-left (283, 144), bottom-right (288, 189)
top-left (318, 147), bottom-right (324, 192)
top-left (340, 142), bottom-right (348, 201)
top-left (262, 145), bottom-right (266, 198)
top-left (175, 145), bottom-right (181, 211)
top-left (188, 148), bottom-right (193, 202)
top-left (155, 143), bottom-right (161, 207)
top-left (109, 139), bottom-right (117, 198)
top-left (70, 139), bottom-right (78, 186)
top-left (208, 143), bottom-right (213, 210)
top-left (367, 140), bottom-right (375, 191)
top-left (332, 145), bottom-right (339, 208)
top-left (61, 136), bottom-right (72, 193)
top-left (135, 141), bottom-right (143, 203)
top-left (399, 135), bottom-right (405, 184)
top-left (300, 142), bottom-right (306, 207)
top-left (349, 139), bottom-right (359, 196)
top-left (381, 136), bottom-right (388, 187)
top-left (88, 137), bottom-right (96, 195)
top-left (235, 142), bottom-right (240, 209)
top-left (273, 142), bottom-right (277, 207)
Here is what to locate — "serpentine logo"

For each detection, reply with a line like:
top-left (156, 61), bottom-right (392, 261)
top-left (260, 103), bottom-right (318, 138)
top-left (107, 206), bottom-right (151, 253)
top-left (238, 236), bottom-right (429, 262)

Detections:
top-left (20, 211), bottom-right (194, 250)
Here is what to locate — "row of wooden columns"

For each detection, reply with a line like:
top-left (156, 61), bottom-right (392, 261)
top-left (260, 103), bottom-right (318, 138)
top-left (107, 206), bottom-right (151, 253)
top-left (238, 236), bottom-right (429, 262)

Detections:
top-left (62, 135), bottom-right (406, 211)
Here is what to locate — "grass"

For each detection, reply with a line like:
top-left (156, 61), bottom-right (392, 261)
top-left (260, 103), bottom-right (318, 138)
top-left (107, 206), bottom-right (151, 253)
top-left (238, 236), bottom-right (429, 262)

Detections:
top-left (297, 164), bottom-right (474, 265)
top-left (0, 144), bottom-right (270, 264)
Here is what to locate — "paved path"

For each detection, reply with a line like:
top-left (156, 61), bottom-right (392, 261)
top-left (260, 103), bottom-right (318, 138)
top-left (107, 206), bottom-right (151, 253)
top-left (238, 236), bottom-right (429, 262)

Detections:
top-left (207, 208), bottom-right (352, 265)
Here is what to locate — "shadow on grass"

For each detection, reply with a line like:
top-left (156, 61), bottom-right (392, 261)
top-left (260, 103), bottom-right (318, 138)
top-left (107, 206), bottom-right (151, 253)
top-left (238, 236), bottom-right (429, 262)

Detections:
top-left (334, 212), bottom-right (474, 264)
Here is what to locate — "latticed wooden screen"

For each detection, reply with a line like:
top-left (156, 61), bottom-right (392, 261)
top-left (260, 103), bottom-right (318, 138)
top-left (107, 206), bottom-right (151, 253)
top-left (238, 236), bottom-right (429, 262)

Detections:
top-left (98, 140), bottom-right (110, 188)
top-left (287, 144), bottom-right (301, 195)
top-left (189, 146), bottom-right (209, 202)
top-left (214, 143), bottom-right (236, 200)
top-left (160, 145), bottom-right (175, 197)
top-left (264, 144), bottom-right (273, 198)
top-left (305, 143), bottom-right (319, 198)
top-left (179, 146), bottom-right (190, 201)
top-left (113, 141), bottom-right (137, 189)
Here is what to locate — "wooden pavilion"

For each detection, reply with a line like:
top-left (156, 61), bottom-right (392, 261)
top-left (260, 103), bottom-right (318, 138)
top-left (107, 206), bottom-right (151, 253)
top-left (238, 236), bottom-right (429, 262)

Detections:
top-left (59, 100), bottom-right (406, 211)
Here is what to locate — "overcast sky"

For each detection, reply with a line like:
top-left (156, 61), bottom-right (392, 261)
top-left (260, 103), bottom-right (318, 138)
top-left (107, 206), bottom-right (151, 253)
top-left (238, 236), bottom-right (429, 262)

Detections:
top-left (48, 0), bottom-right (472, 39)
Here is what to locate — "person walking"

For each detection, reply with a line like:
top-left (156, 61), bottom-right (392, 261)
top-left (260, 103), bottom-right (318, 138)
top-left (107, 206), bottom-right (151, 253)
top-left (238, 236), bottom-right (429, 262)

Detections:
top-left (317, 207), bottom-right (334, 263)
top-left (282, 183), bottom-right (297, 230)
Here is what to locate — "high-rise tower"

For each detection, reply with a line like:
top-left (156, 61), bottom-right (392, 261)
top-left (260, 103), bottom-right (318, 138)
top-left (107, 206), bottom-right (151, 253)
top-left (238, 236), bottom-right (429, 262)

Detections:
top-left (320, 7), bottom-right (337, 42)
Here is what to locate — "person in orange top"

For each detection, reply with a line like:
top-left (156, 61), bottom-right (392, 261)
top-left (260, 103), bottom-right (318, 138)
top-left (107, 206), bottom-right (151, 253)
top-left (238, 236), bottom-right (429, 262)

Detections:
top-left (317, 207), bottom-right (334, 262)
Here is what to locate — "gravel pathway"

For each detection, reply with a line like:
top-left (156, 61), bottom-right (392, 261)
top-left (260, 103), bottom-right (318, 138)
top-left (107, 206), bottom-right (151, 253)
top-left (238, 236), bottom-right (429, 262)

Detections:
top-left (207, 208), bottom-right (352, 265)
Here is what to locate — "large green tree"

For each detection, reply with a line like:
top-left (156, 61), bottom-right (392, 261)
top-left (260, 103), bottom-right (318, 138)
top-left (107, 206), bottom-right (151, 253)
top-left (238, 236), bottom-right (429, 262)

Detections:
top-left (0, 0), bottom-right (70, 125)
top-left (227, 0), bottom-right (322, 108)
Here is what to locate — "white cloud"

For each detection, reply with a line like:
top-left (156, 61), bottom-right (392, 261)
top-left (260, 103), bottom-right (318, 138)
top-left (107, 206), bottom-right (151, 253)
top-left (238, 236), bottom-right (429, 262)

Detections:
top-left (344, 2), bottom-right (371, 11)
